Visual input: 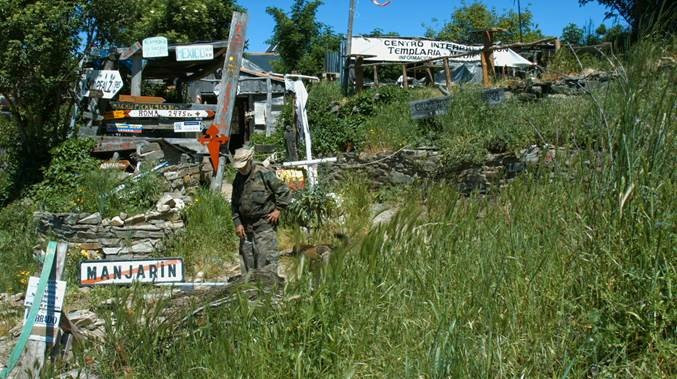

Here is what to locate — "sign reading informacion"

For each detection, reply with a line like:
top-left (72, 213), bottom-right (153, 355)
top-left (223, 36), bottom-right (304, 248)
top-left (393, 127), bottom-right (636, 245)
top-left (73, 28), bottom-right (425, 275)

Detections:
top-left (174, 121), bottom-right (203, 132)
top-left (81, 70), bottom-right (123, 99)
top-left (106, 123), bottom-right (143, 134)
top-left (143, 36), bottom-right (169, 58)
top-left (351, 37), bottom-right (482, 63)
top-left (80, 258), bottom-right (184, 286)
top-left (410, 96), bottom-right (452, 120)
top-left (22, 277), bottom-right (67, 343)
top-left (176, 44), bottom-right (214, 61)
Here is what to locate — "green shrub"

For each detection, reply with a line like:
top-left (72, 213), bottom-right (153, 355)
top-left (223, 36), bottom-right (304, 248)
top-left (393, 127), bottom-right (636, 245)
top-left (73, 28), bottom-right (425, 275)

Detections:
top-left (284, 185), bottom-right (337, 230)
top-left (32, 138), bottom-right (98, 212)
top-left (0, 200), bottom-right (38, 292)
top-left (160, 188), bottom-right (238, 278)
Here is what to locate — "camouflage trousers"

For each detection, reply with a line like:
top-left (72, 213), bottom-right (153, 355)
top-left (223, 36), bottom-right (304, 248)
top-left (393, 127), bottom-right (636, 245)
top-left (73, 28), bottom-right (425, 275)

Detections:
top-left (239, 220), bottom-right (278, 272)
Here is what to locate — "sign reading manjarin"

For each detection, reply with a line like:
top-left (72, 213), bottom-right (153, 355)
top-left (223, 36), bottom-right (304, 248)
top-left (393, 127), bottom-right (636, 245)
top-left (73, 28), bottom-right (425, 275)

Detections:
top-left (80, 258), bottom-right (184, 286)
top-left (176, 44), bottom-right (214, 61)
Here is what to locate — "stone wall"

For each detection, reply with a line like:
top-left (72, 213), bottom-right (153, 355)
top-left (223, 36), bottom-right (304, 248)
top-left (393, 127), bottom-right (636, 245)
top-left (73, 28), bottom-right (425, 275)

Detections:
top-left (323, 144), bottom-right (566, 194)
top-left (34, 193), bottom-right (191, 259)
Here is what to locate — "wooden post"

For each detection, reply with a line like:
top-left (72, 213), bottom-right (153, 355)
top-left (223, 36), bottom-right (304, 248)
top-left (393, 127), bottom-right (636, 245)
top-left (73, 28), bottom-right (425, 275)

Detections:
top-left (373, 64), bottom-right (379, 87)
top-left (130, 55), bottom-right (143, 96)
top-left (265, 76), bottom-right (273, 137)
top-left (555, 38), bottom-right (561, 52)
top-left (247, 94), bottom-right (255, 142)
top-left (209, 12), bottom-right (248, 192)
top-left (402, 64), bottom-right (408, 89)
top-left (443, 57), bottom-right (452, 92)
top-left (14, 242), bottom-right (68, 379)
top-left (342, 0), bottom-right (357, 95)
top-left (355, 56), bottom-right (364, 93)
top-left (481, 30), bottom-right (495, 88)
top-left (426, 67), bottom-right (435, 86)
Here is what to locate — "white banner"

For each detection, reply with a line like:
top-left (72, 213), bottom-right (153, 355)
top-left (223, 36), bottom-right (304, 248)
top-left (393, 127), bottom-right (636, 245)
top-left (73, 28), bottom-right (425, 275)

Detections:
top-left (351, 37), bottom-right (481, 62)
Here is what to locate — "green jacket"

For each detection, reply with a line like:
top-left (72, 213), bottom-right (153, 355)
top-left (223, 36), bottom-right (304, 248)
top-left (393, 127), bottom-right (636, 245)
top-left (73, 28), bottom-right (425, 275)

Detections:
top-left (231, 164), bottom-right (292, 227)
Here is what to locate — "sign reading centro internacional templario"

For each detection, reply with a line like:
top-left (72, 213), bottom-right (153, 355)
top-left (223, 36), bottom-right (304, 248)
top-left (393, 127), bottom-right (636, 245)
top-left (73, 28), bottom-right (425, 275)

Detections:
top-left (351, 36), bottom-right (482, 63)
top-left (80, 258), bottom-right (184, 286)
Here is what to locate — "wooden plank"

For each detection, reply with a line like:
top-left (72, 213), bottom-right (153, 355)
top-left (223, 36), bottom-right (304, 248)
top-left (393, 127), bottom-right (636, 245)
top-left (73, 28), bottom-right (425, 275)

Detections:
top-left (443, 58), bottom-right (452, 91)
top-left (402, 64), bottom-right (408, 89)
top-left (209, 11), bottom-right (248, 192)
top-left (117, 95), bottom-right (165, 104)
top-left (265, 77), bottom-right (273, 137)
top-left (355, 57), bottom-right (364, 93)
top-left (119, 41), bottom-right (142, 61)
top-left (373, 65), bottom-right (379, 87)
top-left (130, 56), bottom-right (143, 96)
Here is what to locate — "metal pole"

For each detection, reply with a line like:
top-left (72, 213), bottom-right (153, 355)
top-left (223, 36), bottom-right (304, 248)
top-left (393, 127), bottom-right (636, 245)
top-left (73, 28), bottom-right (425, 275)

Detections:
top-left (342, 0), bottom-right (356, 95)
top-left (517, 0), bottom-right (523, 43)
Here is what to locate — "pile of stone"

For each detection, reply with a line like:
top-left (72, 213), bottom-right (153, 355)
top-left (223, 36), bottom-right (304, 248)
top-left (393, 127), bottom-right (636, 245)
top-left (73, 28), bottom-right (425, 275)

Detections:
top-left (507, 68), bottom-right (615, 101)
top-left (33, 193), bottom-right (191, 258)
top-left (158, 161), bottom-right (212, 193)
top-left (324, 144), bottom-right (569, 194)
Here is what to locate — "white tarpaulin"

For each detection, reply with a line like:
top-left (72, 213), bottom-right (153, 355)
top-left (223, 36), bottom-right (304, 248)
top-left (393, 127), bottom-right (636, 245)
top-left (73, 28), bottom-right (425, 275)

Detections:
top-left (351, 37), bottom-right (533, 68)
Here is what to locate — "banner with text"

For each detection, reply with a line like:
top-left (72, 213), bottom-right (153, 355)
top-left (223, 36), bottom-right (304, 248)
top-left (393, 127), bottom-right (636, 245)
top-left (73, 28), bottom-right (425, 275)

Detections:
top-left (351, 37), bottom-right (481, 63)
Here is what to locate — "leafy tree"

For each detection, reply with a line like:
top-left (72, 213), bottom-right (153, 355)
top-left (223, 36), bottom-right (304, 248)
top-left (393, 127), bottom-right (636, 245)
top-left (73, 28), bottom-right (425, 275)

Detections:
top-left (561, 23), bottom-right (585, 45)
top-left (0, 0), bottom-right (82, 159)
top-left (579, 0), bottom-right (675, 36)
top-left (429, 2), bottom-right (543, 44)
top-left (266, 0), bottom-right (340, 75)
top-left (82, 0), bottom-right (243, 48)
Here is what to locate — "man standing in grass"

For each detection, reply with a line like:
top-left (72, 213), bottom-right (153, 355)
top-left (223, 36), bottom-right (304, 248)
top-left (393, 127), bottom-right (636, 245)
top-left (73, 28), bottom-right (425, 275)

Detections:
top-left (231, 147), bottom-right (291, 272)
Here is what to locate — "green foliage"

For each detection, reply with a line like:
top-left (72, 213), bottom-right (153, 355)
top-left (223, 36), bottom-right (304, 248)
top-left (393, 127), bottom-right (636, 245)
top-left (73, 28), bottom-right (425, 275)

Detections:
top-left (548, 47), bottom-right (612, 73)
top-left (0, 200), bottom-right (37, 293)
top-left (579, 0), bottom-right (676, 36)
top-left (266, 0), bottom-right (340, 75)
top-left (160, 189), bottom-right (238, 277)
top-left (32, 138), bottom-right (98, 212)
top-left (285, 185), bottom-right (336, 229)
top-left (308, 83), bottom-right (409, 154)
top-left (427, 1), bottom-right (544, 43)
top-left (0, 0), bottom-right (82, 159)
top-left (82, 0), bottom-right (243, 46)
top-left (562, 22), bottom-right (585, 45)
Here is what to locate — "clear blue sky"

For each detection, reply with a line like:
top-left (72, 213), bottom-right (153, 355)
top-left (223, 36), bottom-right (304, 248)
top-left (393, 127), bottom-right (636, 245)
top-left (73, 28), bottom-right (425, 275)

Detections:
top-left (238, 0), bottom-right (624, 51)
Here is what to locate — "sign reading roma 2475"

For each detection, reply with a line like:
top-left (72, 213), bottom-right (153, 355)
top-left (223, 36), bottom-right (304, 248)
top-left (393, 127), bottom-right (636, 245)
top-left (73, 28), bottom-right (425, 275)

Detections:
top-left (81, 70), bottom-right (123, 99)
top-left (351, 37), bottom-right (482, 63)
top-left (80, 258), bottom-right (184, 286)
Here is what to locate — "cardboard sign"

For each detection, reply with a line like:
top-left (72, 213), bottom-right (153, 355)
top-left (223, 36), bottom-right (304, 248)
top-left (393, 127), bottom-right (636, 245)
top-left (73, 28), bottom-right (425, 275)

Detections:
top-left (143, 36), bottom-right (169, 58)
top-left (80, 258), bottom-right (184, 286)
top-left (22, 277), bottom-right (67, 343)
top-left (106, 123), bottom-right (143, 134)
top-left (81, 70), bottom-right (123, 99)
top-left (410, 96), bottom-right (452, 120)
top-left (176, 44), bottom-right (214, 61)
top-left (173, 121), bottom-right (202, 132)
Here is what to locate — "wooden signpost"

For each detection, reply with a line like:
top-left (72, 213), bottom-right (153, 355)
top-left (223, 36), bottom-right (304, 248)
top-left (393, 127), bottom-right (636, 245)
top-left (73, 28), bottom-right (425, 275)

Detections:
top-left (199, 12), bottom-right (248, 192)
top-left (81, 70), bottom-right (123, 99)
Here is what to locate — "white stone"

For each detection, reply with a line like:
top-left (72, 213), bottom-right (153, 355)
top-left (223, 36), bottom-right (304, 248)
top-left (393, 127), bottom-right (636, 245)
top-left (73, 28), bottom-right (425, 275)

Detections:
top-left (110, 216), bottom-right (124, 226)
top-left (78, 212), bottom-right (102, 225)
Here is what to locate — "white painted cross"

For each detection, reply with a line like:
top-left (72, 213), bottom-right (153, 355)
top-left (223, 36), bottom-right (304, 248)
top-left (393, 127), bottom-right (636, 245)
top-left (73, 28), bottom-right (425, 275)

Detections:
top-left (283, 75), bottom-right (335, 188)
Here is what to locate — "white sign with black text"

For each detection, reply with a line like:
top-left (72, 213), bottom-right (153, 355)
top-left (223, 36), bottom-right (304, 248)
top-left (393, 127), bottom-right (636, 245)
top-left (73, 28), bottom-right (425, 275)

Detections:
top-left (176, 44), bottom-right (214, 61)
top-left (81, 70), bottom-right (123, 99)
top-left (173, 121), bottom-right (203, 132)
top-left (80, 258), bottom-right (184, 286)
top-left (22, 277), bottom-right (67, 343)
top-left (143, 36), bottom-right (169, 58)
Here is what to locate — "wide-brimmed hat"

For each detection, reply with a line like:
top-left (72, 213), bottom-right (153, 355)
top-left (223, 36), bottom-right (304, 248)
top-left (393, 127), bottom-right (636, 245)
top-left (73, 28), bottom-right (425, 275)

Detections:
top-left (232, 147), bottom-right (254, 169)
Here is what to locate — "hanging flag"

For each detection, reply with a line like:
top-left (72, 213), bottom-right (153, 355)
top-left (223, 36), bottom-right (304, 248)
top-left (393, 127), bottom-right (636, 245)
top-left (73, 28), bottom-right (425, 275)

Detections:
top-left (372, 0), bottom-right (391, 6)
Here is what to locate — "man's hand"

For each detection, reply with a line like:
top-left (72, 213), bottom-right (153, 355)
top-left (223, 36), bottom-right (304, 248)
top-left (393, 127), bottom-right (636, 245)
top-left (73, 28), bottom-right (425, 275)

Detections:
top-left (236, 224), bottom-right (245, 239)
top-left (266, 209), bottom-right (281, 224)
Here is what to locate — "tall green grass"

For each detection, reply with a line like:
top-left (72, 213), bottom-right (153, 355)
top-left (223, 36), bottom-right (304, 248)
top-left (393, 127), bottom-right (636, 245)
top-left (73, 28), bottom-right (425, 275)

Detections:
top-left (59, 38), bottom-right (676, 377)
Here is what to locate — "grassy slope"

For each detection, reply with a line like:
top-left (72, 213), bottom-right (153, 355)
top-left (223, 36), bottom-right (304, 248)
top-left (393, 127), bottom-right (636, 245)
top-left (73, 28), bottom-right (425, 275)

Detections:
top-left (2, 39), bottom-right (673, 377)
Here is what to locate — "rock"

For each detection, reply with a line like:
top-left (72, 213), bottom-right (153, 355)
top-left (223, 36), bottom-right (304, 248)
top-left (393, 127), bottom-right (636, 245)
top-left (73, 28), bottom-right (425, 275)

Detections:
top-left (101, 218), bottom-right (111, 227)
top-left (78, 212), bottom-right (101, 225)
top-left (79, 242), bottom-right (102, 251)
top-left (157, 204), bottom-right (171, 213)
top-left (102, 247), bottom-right (121, 256)
top-left (389, 171), bottom-right (414, 185)
top-left (119, 212), bottom-right (128, 220)
top-left (130, 241), bottom-right (154, 254)
top-left (110, 216), bottom-right (124, 226)
top-left (372, 208), bottom-right (398, 226)
top-left (124, 214), bottom-right (146, 225)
